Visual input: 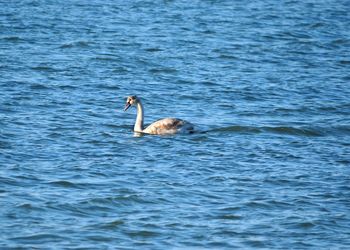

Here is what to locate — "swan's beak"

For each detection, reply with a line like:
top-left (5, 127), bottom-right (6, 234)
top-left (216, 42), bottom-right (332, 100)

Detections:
top-left (124, 102), bottom-right (131, 111)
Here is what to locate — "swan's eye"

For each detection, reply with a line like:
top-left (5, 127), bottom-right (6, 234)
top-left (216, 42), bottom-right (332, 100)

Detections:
top-left (126, 96), bottom-right (137, 105)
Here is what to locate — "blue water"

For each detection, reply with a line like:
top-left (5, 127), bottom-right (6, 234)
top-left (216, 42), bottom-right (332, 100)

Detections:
top-left (1, 1), bottom-right (350, 249)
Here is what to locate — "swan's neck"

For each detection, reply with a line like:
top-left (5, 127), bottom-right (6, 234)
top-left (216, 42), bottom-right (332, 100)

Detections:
top-left (134, 101), bottom-right (144, 132)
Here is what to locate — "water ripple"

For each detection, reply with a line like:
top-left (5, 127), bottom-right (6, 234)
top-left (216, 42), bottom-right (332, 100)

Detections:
top-left (209, 125), bottom-right (326, 136)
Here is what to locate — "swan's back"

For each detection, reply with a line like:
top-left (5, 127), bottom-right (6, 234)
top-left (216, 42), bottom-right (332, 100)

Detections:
top-left (143, 118), bottom-right (194, 135)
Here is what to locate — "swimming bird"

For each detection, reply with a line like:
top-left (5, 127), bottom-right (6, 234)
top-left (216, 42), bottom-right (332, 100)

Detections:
top-left (124, 95), bottom-right (194, 135)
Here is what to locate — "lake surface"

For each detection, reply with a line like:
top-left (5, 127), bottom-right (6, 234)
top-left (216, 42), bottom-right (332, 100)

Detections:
top-left (1, 0), bottom-right (350, 249)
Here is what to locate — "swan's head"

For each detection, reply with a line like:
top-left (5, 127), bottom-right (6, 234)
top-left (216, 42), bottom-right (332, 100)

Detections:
top-left (124, 95), bottom-right (139, 111)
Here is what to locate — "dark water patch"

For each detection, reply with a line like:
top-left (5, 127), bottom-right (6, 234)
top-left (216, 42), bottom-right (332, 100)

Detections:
top-left (338, 60), bottom-right (350, 65)
top-left (244, 200), bottom-right (271, 209)
top-left (218, 54), bottom-right (238, 60)
top-left (216, 214), bottom-right (242, 220)
top-left (85, 235), bottom-right (115, 242)
top-left (97, 220), bottom-right (125, 230)
top-left (0, 139), bottom-right (12, 149)
top-left (145, 47), bottom-right (163, 52)
top-left (16, 203), bottom-right (46, 212)
top-left (30, 65), bottom-right (61, 73)
top-left (199, 80), bottom-right (221, 86)
top-left (51, 99), bottom-right (74, 106)
top-left (29, 83), bottom-right (52, 90)
top-left (92, 54), bottom-right (121, 62)
top-left (0, 176), bottom-right (23, 187)
top-left (332, 125), bottom-right (350, 135)
top-left (59, 41), bottom-right (90, 49)
top-left (56, 84), bottom-right (78, 90)
top-left (267, 200), bottom-right (293, 209)
top-left (263, 177), bottom-right (298, 186)
top-left (309, 22), bottom-right (325, 29)
top-left (331, 38), bottom-right (350, 46)
top-left (217, 206), bottom-right (241, 213)
top-left (149, 67), bottom-right (178, 74)
top-left (298, 221), bottom-right (317, 229)
top-left (47, 180), bottom-right (83, 189)
top-left (202, 29), bottom-right (216, 35)
top-left (1, 36), bottom-right (24, 42)
top-left (9, 234), bottom-right (67, 244)
top-left (64, 193), bottom-right (158, 215)
top-left (112, 66), bottom-right (130, 73)
top-left (336, 159), bottom-right (350, 165)
top-left (341, 75), bottom-right (350, 81)
top-left (94, 83), bottom-right (120, 90)
top-left (125, 230), bottom-right (160, 238)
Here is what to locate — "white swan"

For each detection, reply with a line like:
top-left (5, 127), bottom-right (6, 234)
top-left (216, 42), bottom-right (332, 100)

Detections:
top-left (124, 95), bottom-right (194, 135)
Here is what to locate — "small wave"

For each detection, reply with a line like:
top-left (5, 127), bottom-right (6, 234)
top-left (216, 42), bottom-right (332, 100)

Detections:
top-left (94, 83), bottom-right (120, 90)
top-left (47, 180), bottom-right (80, 188)
top-left (9, 234), bottom-right (66, 243)
top-left (29, 83), bottom-right (51, 90)
top-left (331, 38), bottom-right (350, 46)
top-left (339, 60), bottom-right (350, 65)
top-left (126, 230), bottom-right (160, 238)
top-left (145, 47), bottom-right (163, 52)
top-left (93, 54), bottom-right (121, 62)
top-left (216, 214), bottom-right (242, 220)
top-left (263, 126), bottom-right (323, 136)
top-left (218, 54), bottom-right (238, 60)
top-left (212, 125), bottom-right (261, 134)
top-left (200, 81), bottom-right (221, 86)
top-left (0, 176), bottom-right (21, 187)
top-left (309, 22), bottom-right (325, 28)
top-left (297, 221), bottom-right (316, 229)
top-left (149, 67), bottom-right (178, 74)
top-left (0, 139), bottom-right (11, 149)
top-left (112, 66), bottom-right (129, 73)
top-left (244, 200), bottom-right (271, 208)
top-left (2, 36), bottom-right (23, 42)
top-left (57, 84), bottom-right (77, 90)
top-left (93, 57), bottom-right (118, 61)
top-left (59, 41), bottom-right (89, 49)
top-left (16, 203), bottom-right (45, 212)
top-left (208, 125), bottom-right (325, 137)
top-left (98, 220), bottom-right (125, 229)
top-left (31, 65), bottom-right (60, 72)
